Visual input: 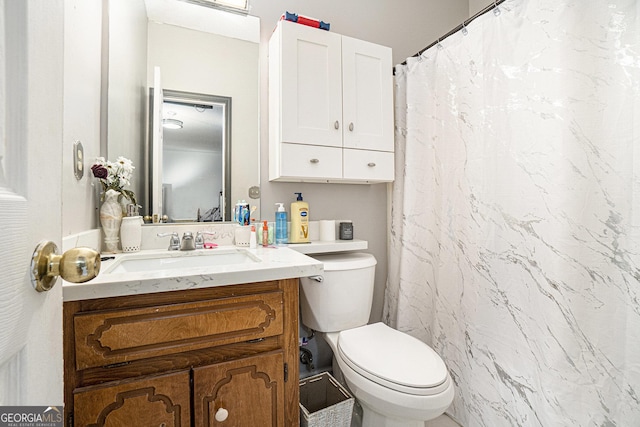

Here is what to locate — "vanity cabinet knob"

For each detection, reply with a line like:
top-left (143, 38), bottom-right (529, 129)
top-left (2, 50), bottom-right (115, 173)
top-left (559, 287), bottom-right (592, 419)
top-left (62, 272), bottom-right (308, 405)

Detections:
top-left (367, 162), bottom-right (376, 167)
top-left (310, 158), bottom-right (320, 164)
top-left (215, 407), bottom-right (229, 422)
top-left (349, 122), bottom-right (354, 132)
top-left (334, 120), bottom-right (340, 129)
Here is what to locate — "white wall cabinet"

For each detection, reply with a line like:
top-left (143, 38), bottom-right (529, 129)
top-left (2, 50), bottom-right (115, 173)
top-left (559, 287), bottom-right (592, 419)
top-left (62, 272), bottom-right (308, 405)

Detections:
top-left (269, 20), bottom-right (394, 183)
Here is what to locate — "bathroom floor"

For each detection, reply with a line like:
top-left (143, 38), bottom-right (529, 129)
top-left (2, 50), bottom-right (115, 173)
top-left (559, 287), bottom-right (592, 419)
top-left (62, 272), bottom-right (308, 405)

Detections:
top-left (350, 401), bottom-right (460, 427)
top-left (426, 414), bottom-right (461, 427)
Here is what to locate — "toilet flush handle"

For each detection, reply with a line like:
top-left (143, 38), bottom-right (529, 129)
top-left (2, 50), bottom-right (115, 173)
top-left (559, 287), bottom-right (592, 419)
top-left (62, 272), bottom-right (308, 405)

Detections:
top-left (308, 275), bottom-right (323, 282)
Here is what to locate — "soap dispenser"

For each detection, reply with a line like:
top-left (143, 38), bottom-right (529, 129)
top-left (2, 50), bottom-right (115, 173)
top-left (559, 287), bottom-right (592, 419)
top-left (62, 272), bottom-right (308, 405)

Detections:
top-left (275, 203), bottom-right (288, 245)
top-left (120, 204), bottom-right (143, 252)
top-left (289, 193), bottom-right (309, 243)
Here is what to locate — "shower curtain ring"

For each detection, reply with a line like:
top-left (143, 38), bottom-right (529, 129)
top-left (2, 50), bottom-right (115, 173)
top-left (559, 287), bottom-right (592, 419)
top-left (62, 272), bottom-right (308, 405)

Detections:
top-left (461, 23), bottom-right (468, 36)
top-left (493, 0), bottom-right (501, 16)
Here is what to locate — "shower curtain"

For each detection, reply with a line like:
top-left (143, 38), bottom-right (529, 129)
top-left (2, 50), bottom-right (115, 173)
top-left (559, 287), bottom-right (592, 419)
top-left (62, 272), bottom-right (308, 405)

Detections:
top-left (386, 1), bottom-right (640, 426)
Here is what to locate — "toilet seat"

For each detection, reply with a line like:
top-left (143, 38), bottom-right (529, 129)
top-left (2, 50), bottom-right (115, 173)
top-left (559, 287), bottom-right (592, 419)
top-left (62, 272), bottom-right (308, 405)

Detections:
top-left (337, 323), bottom-right (450, 396)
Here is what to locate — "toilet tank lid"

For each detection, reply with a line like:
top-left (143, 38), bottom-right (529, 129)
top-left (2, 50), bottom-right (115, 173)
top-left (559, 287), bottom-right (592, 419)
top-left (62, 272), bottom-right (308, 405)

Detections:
top-left (311, 252), bottom-right (377, 271)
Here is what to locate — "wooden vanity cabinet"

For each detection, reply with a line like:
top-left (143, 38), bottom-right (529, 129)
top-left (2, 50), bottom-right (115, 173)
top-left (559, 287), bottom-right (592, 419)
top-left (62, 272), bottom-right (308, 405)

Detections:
top-left (63, 279), bottom-right (300, 427)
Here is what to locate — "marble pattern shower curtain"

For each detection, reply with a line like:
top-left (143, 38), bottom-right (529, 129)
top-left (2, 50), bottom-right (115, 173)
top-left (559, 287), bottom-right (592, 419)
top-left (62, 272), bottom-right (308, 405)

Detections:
top-left (386, 0), bottom-right (640, 425)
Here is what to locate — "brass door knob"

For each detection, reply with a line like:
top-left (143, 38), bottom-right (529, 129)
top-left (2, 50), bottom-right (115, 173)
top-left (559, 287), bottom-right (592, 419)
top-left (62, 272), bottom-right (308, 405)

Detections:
top-left (30, 240), bottom-right (101, 292)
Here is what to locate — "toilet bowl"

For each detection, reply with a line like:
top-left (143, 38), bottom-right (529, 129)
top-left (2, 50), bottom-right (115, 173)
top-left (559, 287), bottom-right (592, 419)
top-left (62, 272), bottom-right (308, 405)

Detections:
top-left (299, 253), bottom-right (454, 426)
top-left (324, 324), bottom-right (454, 426)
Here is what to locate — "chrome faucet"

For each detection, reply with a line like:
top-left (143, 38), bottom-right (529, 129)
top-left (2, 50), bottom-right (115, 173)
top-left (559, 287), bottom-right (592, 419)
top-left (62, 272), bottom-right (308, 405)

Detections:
top-left (159, 231), bottom-right (217, 251)
top-left (157, 232), bottom-right (180, 251)
top-left (180, 232), bottom-right (196, 251)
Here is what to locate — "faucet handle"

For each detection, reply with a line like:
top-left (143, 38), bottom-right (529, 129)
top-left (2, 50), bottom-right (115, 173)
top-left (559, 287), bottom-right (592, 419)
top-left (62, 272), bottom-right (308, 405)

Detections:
top-left (195, 231), bottom-right (217, 250)
top-left (157, 232), bottom-right (180, 251)
top-left (195, 232), bottom-right (204, 250)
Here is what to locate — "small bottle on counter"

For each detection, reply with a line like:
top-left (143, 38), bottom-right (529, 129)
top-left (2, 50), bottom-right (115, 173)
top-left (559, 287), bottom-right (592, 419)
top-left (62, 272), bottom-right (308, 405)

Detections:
top-left (289, 193), bottom-right (309, 244)
top-left (262, 221), bottom-right (269, 247)
top-left (249, 225), bottom-right (257, 249)
top-left (275, 203), bottom-right (288, 245)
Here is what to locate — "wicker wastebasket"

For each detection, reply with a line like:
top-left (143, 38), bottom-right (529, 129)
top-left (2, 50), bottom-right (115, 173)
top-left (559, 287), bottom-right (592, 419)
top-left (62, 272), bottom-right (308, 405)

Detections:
top-left (299, 372), bottom-right (354, 427)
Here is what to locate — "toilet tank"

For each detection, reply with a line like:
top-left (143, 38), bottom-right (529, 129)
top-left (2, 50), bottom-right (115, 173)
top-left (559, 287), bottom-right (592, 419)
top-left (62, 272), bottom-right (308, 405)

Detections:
top-left (300, 252), bottom-right (377, 333)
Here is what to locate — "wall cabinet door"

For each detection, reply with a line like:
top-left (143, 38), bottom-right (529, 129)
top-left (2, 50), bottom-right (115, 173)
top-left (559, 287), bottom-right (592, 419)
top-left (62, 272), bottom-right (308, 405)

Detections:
top-left (278, 20), bottom-right (342, 148)
top-left (73, 370), bottom-right (191, 427)
top-left (193, 351), bottom-right (285, 427)
top-left (342, 36), bottom-right (393, 152)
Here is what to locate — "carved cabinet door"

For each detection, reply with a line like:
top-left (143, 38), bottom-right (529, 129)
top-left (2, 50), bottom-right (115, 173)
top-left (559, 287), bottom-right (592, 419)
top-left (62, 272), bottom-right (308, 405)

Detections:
top-left (193, 351), bottom-right (285, 427)
top-left (73, 370), bottom-right (191, 427)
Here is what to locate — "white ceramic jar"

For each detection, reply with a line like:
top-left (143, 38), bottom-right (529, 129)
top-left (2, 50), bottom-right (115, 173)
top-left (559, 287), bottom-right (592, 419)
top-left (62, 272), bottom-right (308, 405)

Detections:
top-left (120, 216), bottom-right (143, 252)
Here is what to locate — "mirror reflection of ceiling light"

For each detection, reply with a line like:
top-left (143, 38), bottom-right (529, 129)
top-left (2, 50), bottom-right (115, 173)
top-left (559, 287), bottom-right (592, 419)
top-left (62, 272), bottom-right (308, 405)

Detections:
top-left (162, 118), bottom-right (183, 129)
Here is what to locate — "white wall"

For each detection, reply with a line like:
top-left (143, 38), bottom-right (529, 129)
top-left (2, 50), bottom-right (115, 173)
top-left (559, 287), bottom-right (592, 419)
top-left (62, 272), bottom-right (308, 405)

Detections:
top-left (61, 0), bottom-right (148, 237)
top-left (163, 148), bottom-right (222, 221)
top-left (252, 1), bottom-right (469, 65)
top-left (107, 0), bottom-right (148, 208)
top-left (62, 0), bottom-right (103, 236)
top-left (251, 0), bottom-right (469, 322)
top-left (469, 0), bottom-right (492, 16)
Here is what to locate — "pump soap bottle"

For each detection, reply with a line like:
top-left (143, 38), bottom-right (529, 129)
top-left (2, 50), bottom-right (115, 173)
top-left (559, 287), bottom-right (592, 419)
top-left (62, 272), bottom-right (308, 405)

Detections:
top-left (275, 203), bottom-right (288, 245)
top-left (289, 193), bottom-right (309, 244)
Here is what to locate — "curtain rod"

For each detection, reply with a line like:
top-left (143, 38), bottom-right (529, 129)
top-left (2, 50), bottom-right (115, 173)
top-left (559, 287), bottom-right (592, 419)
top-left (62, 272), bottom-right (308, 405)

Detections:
top-left (397, 0), bottom-right (507, 68)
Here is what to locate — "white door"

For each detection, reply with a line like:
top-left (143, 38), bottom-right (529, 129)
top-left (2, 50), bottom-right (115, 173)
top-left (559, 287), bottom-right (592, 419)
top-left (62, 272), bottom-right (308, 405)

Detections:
top-left (0, 1), bottom-right (65, 406)
top-left (151, 66), bottom-right (164, 221)
top-left (280, 20), bottom-right (343, 147)
top-left (341, 36), bottom-right (394, 152)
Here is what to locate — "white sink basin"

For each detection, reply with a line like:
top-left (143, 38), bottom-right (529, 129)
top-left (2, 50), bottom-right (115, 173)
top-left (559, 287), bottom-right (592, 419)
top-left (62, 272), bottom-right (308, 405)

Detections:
top-left (103, 249), bottom-right (260, 274)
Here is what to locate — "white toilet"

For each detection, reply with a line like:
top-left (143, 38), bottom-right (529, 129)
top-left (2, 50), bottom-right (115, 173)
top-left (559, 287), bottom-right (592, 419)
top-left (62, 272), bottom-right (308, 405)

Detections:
top-left (300, 253), bottom-right (454, 427)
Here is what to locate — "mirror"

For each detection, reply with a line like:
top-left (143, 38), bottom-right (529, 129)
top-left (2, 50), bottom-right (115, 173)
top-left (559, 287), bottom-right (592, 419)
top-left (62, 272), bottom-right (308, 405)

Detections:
top-left (152, 88), bottom-right (232, 222)
top-left (105, 0), bottom-right (260, 223)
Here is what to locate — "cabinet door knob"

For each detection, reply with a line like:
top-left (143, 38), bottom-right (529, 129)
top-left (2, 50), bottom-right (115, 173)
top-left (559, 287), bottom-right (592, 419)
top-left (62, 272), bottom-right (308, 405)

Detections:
top-left (215, 407), bottom-right (229, 422)
top-left (349, 122), bottom-right (354, 132)
top-left (334, 120), bottom-right (340, 129)
top-left (310, 158), bottom-right (320, 164)
top-left (367, 162), bottom-right (376, 167)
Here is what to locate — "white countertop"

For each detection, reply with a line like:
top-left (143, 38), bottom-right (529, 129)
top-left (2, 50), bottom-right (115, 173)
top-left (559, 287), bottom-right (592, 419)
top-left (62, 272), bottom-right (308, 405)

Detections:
top-left (62, 246), bottom-right (323, 302)
top-left (284, 239), bottom-right (367, 254)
